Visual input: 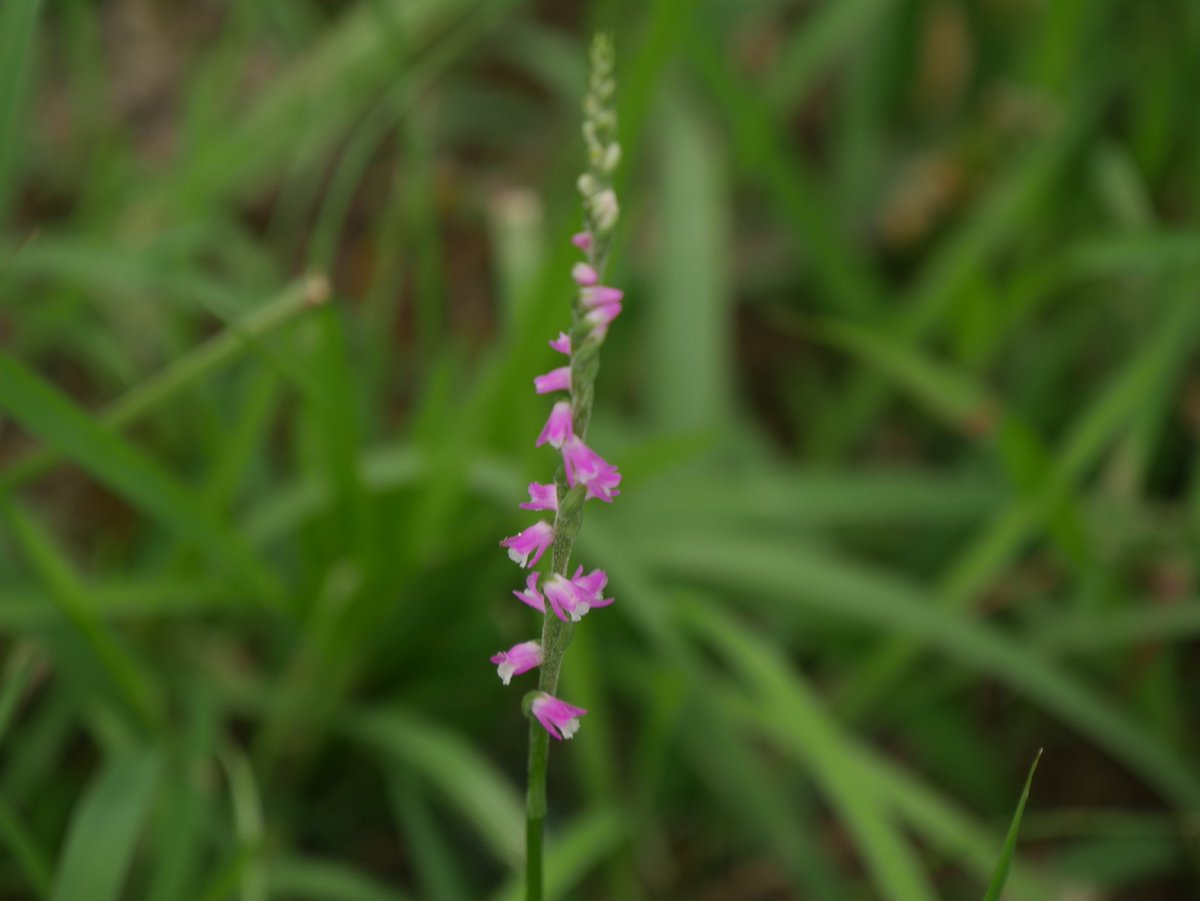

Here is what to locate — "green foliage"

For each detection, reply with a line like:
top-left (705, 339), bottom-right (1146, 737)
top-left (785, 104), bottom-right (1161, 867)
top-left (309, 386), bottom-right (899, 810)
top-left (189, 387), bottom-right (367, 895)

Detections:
top-left (1, 0), bottom-right (1198, 897)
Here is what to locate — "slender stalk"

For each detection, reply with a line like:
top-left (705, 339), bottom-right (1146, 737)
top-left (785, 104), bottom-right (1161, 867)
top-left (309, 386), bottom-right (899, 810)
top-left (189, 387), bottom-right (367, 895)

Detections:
top-left (524, 34), bottom-right (619, 900)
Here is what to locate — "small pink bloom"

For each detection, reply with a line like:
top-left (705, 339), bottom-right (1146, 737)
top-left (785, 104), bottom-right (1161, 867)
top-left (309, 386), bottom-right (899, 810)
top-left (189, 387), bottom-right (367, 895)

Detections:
top-left (536, 401), bottom-right (574, 449)
top-left (542, 573), bottom-right (582, 622)
top-left (531, 692), bottom-right (587, 741)
top-left (572, 566), bottom-right (614, 609)
top-left (519, 482), bottom-right (558, 512)
top-left (490, 640), bottom-right (542, 685)
top-left (571, 232), bottom-right (593, 252)
top-left (549, 332), bottom-right (571, 355)
top-left (500, 520), bottom-right (554, 568)
top-left (581, 286), bottom-right (623, 308)
top-left (584, 301), bottom-right (621, 337)
top-left (562, 437), bottom-right (621, 503)
top-left (572, 263), bottom-right (598, 286)
top-left (513, 573), bottom-right (546, 612)
top-left (534, 366), bottom-right (571, 395)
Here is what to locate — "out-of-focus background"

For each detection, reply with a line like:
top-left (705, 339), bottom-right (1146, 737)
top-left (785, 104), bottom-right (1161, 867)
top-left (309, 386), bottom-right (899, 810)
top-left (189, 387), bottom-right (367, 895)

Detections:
top-left (1, 1), bottom-right (1198, 898)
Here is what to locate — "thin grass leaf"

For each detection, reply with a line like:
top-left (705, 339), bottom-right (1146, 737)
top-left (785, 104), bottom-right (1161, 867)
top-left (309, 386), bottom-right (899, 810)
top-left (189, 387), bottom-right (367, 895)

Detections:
top-left (348, 709), bottom-right (524, 866)
top-left (983, 750), bottom-right (1043, 901)
top-left (0, 352), bottom-right (283, 604)
top-left (0, 0), bottom-right (43, 225)
top-left (50, 746), bottom-right (162, 901)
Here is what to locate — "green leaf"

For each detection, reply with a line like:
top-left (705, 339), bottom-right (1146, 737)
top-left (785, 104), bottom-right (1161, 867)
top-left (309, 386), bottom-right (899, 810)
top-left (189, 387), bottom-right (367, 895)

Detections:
top-left (0, 351), bottom-right (282, 604)
top-left (50, 746), bottom-right (162, 901)
top-left (983, 750), bottom-right (1043, 901)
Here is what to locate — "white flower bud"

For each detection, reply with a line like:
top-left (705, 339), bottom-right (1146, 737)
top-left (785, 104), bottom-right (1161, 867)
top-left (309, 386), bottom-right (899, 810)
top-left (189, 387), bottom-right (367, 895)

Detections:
top-left (589, 188), bottom-right (619, 233)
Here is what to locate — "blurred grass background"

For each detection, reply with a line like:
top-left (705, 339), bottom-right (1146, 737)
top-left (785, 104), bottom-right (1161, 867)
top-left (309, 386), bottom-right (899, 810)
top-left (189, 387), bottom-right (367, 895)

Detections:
top-left (1, 0), bottom-right (1199, 898)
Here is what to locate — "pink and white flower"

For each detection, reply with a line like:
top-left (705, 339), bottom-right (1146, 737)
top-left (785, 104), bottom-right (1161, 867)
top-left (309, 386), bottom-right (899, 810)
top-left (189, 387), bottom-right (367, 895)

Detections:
top-left (513, 573), bottom-right (546, 612)
top-left (549, 332), bottom-right (571, 355)
top-left (519, 482), bottom-right (558, 512)
top-left (536, 401), bottom-right (573, 449)
top-left (562, 436), bottom-right (621, 503)
top-left (584, 301), bottom-right (621, 338)
top-left (500, 521), bottom-right (554, 568)
top-left (572, 566), bottom-right (614, 608)
top-left (571, 263), bottom-right (598, 286)
top-left (490, 640), bottom-right (542, 685)
top-left (531, 692), bottom-right (587, 740)
top-left (534, 366), bottom-right (571, 395)
top-left (581, 286), bottom-right (623, 309)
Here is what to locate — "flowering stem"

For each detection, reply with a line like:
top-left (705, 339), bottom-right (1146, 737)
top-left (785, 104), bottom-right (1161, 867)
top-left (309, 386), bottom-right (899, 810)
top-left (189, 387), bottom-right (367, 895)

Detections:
top-left (524, 34), bottom-right (619, 900)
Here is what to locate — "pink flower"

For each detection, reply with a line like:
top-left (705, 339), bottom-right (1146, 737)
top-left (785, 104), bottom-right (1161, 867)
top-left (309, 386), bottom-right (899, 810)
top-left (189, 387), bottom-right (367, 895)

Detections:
top-left (500, 521), bottom-right (554, 568)
top-left (572, 263), bottom-right (598, 286)
top-left (490, 640), bottom-right (542, 685)
top-left (513, 573), bottom-right (546, 612)
top-left (542, 573), bottom-right (582, 622)
top-left (549, 332), bottom-right (571, 355)
top-left (543, 570), bottom-right (613, 622)
top-left (584, 301), bottom-right (621, 337)
top-left (581, 286), bottom-right (623, 308)
top-left (519, 482), bottom-right (558, 512)
top-left (534, 366), bottom-right (571, 395)
top-left (531, 692), bottom-right (587, 740)
top-left (571, 232), bottom-right (593, 252)
top-left (572, 566), bottom-right (614, 609)
top-left (536, 401), bottom-right (573, 449)
top-left (562, 436), bottom-right (621, 503)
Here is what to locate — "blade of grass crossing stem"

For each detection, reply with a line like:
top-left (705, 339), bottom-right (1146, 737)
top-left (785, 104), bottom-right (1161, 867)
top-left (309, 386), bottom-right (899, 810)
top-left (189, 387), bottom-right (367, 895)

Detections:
top-left (0, 352), bottom-right (283, 604)
top-left (348, 709), bottom-right (524, 866)
top-left (983, 751), bottom-right (1043, 901)
top-left (50, 746), bottom-right (162, 901)
top-left (841, 284), bottom-right (1200, 717)
top-left (0, 0), bottom-right (43, 226)
top-left (687, 604), bottom-right (938, 901)
top-left (0, 500), bottom-right (161, 727)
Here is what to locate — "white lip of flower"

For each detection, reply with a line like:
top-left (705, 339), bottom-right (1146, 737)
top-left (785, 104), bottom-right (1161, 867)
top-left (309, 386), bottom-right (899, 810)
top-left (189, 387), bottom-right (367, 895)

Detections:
top-left (507, 549), bottom-right (528, 566)
top-left (497, 662), bottom-right (516, 685)
top-left (569, 602), bottom-right (590, 623)
top-left (560, 718), bottom-right (581, 739)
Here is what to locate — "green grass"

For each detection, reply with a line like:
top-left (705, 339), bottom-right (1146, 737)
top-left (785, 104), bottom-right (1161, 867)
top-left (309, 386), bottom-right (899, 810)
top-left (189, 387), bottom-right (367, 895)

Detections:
top-left (1, 0), bottom-right (1199, 897)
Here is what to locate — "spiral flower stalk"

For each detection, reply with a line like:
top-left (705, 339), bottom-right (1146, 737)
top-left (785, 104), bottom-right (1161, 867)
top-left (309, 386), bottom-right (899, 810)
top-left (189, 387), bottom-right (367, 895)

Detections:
top-left (486, 33), bottom-right (623, 901)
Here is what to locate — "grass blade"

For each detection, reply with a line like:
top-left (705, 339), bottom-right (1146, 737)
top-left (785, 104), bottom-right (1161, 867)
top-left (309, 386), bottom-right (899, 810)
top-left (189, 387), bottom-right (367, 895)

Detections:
top-left (50, 746), bottom-right (162, 901)
top-left (983, 750), bottom-right (1043, 901)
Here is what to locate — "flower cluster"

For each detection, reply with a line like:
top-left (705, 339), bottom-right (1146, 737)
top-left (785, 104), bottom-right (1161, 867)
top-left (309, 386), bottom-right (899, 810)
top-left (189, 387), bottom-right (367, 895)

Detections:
top-left (493, 231), bottom-right (624, 740)
top-left (491, 37), bottom-right (623, 743)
